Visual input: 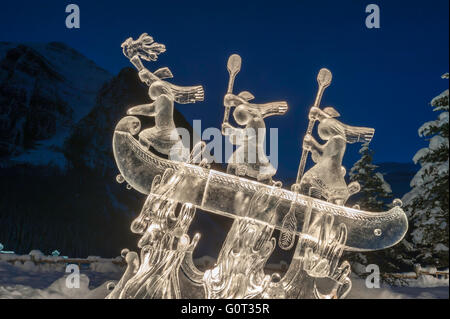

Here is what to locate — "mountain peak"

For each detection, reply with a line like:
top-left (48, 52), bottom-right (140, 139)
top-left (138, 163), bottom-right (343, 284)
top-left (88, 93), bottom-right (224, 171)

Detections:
top-left (0, 42), bottom-right (112, 168)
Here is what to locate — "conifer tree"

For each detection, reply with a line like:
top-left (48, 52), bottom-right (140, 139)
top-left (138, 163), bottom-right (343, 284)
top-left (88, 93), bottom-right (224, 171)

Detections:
top-left (349, 142), bottom-right (393, 211)
top-left (402, 73), bottom-right (449, 267)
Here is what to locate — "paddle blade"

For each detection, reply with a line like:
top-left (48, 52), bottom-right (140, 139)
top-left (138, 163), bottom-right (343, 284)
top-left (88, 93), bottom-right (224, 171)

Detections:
top-left (279, 207), bottom-right (298, 250)
top-left (227, 54), bottom-right (242, 76)
top-left (317, 68), bottom-right (332, 88)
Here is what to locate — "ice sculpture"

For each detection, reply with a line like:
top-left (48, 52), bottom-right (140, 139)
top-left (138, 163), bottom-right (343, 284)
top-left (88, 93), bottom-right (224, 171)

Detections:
top-left (108, 33), bottom-right (408, 299)
top-left (122, 33), bottom-right (204, 160)
top-left (222, 54), bottom-right (288, 184)
top-left (107, 151), bottom-right (203, 299)
top-left (203, 187), bottom-right (282, 299)
top-left (280, 69), bottom-right (373, 250)
top-left (300, 106), bottom-right (373, 205)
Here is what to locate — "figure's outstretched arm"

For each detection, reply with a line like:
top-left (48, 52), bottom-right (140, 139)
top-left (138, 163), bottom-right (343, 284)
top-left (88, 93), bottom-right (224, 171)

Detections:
top-left (127, 103), bottom-right (156, 117)
top-left (260, 101), bottom-right (288, 118)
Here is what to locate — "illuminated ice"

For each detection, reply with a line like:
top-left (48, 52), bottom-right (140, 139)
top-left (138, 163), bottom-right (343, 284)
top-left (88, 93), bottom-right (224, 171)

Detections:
top-left (108, 33), bottom-right (408, 299)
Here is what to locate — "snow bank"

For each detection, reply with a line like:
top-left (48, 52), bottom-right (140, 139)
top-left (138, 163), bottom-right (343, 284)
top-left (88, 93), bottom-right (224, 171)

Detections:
top-left (404, 274), bottom-right (449, 288)
top-left (348, 277), bottom-right (406, 299)
top-left (348, 273), bottom-right (448, 299)
top-left (0, 251), bottom-right (125, 275)
top-left (1, 253), bottom-right (448, 299)
top-left (0, 275), bottom-right (111, 299)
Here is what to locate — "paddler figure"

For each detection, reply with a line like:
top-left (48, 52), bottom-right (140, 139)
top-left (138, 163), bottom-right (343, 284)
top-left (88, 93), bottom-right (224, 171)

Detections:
top-left (300, 105), bottom-right (374, 205)
top-left (222, 54), bottom-right (288, 184)
top-left (121, 33), bottom-right (204, 160)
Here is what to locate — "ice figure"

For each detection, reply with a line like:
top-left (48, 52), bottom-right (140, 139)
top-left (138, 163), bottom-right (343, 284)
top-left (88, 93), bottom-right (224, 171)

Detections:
top-left (109, 33), bottom-right (409, 299)
top-left (286, 106), bottom-right (374, 255)
top-left (279, 69), bottom-right (372, 251)
top-left (201, 55), bottom-right (287, 298)
top-left (122, 33), bottom-right (204, 160)
top-left (280, 68), bottom-right (333, 250)
top-left (300, 106), bottom-right (374, 205)
top-left (222, 54), bottom-right (288, 183)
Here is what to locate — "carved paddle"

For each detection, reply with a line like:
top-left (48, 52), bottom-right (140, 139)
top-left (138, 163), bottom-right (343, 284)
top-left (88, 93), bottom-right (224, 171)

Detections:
top-left (279, 68), bottom-right (332, 251)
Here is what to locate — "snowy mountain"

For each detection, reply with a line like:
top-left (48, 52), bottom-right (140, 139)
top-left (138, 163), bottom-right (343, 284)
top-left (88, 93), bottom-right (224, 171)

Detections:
top-left (0, 42), bottom-right (112, 168)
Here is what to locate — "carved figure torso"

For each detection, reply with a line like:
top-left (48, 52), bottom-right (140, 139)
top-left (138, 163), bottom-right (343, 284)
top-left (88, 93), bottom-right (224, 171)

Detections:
top-left (223, 93), bottom-right (287, 182)
top-left (300, 108), bottom-right (374, 205)
top-left (301, 123), bottom-right (349, 204)
top-left (127, 80), bottom-right (184, 156)
top-left (120, 34), bottom-right (204, 160)
top-left (226, 112), bottom-right (274, 180)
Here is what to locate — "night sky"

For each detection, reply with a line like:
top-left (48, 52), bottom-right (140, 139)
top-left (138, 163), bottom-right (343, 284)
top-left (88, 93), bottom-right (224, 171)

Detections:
top-left (1, 0), bottom-right (448, 180)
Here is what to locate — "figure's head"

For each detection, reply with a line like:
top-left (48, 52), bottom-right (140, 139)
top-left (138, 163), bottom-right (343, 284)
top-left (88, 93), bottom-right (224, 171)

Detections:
top-left (149, 81), bottom-right (172, 100)
top-left (317, 118), bottom-right (345, 141)
top-left (233, 105), bottom-right (251, 125)
top-left (318, 118), bottom-right (375, 144)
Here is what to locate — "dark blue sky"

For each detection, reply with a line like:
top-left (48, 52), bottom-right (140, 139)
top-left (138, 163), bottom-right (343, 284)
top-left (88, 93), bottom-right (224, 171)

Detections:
top-left (1, 0), bottom-right (448, 180)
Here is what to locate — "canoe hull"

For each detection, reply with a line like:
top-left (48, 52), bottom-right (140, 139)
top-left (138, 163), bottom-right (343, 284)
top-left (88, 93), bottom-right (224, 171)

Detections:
top-left (113, 118), bottom-right (408, 252)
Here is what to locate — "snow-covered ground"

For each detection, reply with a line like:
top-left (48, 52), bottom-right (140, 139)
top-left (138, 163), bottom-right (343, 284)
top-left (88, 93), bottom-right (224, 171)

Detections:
top-left (0, 253), bottom-right (123, 299)
top-left (0, 253), bottom-right (448, 299)
top-left (348, 275), bottom-right (448, 299)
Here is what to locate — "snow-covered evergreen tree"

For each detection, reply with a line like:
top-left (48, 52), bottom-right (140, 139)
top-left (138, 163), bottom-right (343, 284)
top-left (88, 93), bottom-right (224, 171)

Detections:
top-left (402, 73), bottom-right (449, 268)
top-left (349, 142), bottom-right (393, 211)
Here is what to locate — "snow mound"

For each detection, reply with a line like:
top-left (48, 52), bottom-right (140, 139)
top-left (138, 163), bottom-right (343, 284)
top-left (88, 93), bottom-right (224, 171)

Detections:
top-left (348, 275), bottom-right (448, 299)
top-left (405, 274), bottom-right (449, 288)
top-left (1, 254), bottom-right (448, 299)
top-left (0, 275), bottom-right (110, 299)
